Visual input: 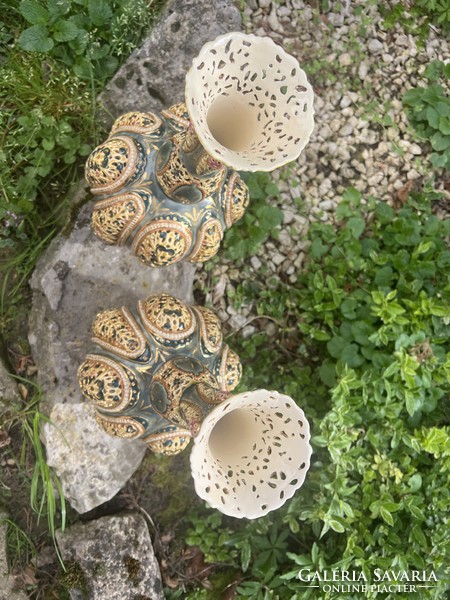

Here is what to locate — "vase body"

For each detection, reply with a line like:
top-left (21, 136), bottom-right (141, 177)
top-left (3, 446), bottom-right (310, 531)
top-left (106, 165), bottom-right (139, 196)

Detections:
top-left (85, 105), bottom-right (250, 267)
top-left (78, 293), bottom-right (242, 455)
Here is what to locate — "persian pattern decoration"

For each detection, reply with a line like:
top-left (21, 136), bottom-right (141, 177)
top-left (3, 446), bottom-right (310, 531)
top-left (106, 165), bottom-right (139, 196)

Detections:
top-left (85, 103), bottom-right (248, 267)
top-left (77, 354), bottom-right (140, 413)
top-left (110, 111), bottom-right (163, 136)
top-left (78, 293), bottom-right (241, 455)
top-left (131, 214), bottom-right (193, 267)
top-left (156, 142), bottom-right (226, 200)
top-left (91, 193), bottom-right (147, 246)
top-left (91, 307), bottom-right (149, 361)
top-left (138, 293), bottom-right (195, 345)
top-left (193, 306), bottom-right (223, 356)
top-left (85, 136), bottom-right (146, 196)
top-left (216, 345), bottom-right (242, 392)
top-left (220, 172), bottom-right (251, 228)
top-left (95, 413), bottom-right (146, 439)
top-left (144, 425), bottom-right (192, 455)
top-left (189, 216), bottom-right (223, 263)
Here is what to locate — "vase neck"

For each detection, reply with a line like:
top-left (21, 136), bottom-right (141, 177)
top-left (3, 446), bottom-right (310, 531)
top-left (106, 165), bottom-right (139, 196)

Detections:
top-left (150, 357), bottom-right (230, 437)
top-left (156, 129), bottom-right (226, 203)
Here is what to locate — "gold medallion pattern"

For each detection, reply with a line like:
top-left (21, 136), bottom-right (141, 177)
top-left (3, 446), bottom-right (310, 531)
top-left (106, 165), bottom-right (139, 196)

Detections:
top-left (131, 216), bottom-right (193, 267)
top-left (77, 354), bottom-right (132, 412)
top-left (218, 345), bottom-right (242, 391)
top-left (85, 105), bottom-right (252, 267)
top-left (95, 413), bottom-right (145, 438)
top-left (150, 357), bottom-right (222, 434)
top-left (193, 306), bottom-right (223, 355)
top-left (91, 307), bottom-right (147, 360)
top-left (110, 111), bottom-right (163, 135)
top-left (138, 293), bottom-right (195, 341)
top-left (78, 293), bottom-right (242, 455)
top-left (156, 143), bottom-right (226, 200)
top-left (91, 193), bottom-right (146, 245)
top-left (144, 425), bottom-right (191, 455)
top-left (161, 102), bottom-right (191, 129)
top-left (85, 137), bottom-right (139, 195)
top-left (190, 217), bottom-right (223, 262)
top-left (222, 172), bottom-right (250, 227)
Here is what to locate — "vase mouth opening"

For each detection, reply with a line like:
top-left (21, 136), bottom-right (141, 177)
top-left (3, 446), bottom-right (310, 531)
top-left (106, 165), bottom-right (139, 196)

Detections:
top-left (206, 94), bottom-right (259, 153)
top-left (208, 407), bottom-right (260, 463)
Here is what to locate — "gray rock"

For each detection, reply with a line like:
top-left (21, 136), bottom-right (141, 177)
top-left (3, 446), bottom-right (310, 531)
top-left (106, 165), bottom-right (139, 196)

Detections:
top-left (0, 513), bottom-right (28, 600)
top-left (339, 53), bottom-right (352, 67)
top-left (56, 513), bottom-right (164, 600)
top-left (339, 123), bottom-right (354, 136)
top-left (42, 404), bottom-right (146, 514)
top-left (100, 0), bottom-right (241, 120)
top-left (250, 256), bottom-right (262, 270)
top-left (358, 62), bottom-right (368, 80)
top-left (368, 38), bottom-right (383, 54)
top-left (29, 201), bottom-right (194, 513)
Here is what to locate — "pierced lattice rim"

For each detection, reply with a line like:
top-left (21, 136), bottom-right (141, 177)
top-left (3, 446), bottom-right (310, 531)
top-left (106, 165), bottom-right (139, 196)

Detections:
top-left (185, 32), bottom-right (315, 172)
top-left (190, 389), bottom-right (312, 519)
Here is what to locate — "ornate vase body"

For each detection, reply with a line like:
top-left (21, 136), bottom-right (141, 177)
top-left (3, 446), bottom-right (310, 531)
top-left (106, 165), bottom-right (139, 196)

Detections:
top-left (85, 32), bottom-right (314, 267)
top-left (77, 292), bottom-right (242, 454)
top-left (78, 293), bottom-right (312, 518)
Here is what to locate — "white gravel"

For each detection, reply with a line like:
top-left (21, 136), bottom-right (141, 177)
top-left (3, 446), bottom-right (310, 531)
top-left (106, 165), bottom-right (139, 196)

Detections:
top-left (194, 0), bottom-right (450, 334)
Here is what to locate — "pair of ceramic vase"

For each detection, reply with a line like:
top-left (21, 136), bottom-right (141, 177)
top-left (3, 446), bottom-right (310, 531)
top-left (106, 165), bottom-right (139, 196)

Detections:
top-left (78, 32), bottom-right (314, 519)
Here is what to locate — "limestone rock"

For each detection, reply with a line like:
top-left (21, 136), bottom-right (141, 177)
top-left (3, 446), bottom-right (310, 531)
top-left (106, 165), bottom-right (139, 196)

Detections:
top-left (100, 0), bottom-right (241, 120)
top-left (29, 201), bottom-right (195, 512)
top-left (56, 513), bottom-right (164, 600)
top-left (42, 403), bottom-right (146, 514)
top-left (0, 513), bottom-right (28, 600)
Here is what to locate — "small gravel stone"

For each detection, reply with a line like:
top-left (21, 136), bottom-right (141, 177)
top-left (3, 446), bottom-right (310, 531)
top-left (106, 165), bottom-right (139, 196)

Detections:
top-left (368, 38), bottom-right (384, 54)
top-left (339, 53), bottom-right (352, 67)
top-left (251, 256), bottom-right (262, 270)
top-left (272, 252), bottom-right (285, 266)
top-left (319, 200), bottom-right (335, 211)
top-left (339, 123), bottom-right (354, 136)
top-left (407, 169), bottom-right (421, 180)
top-left (358, 62), bottom-right (368, 79)
top-left (283, 210), bottom-right (296, 224)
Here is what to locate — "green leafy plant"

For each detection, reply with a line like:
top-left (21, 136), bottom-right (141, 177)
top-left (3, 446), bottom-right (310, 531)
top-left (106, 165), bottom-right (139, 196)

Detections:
top-left (182, 182), bottom-right (450, 599)
top-left (403, 60), bottom-right (450, 170)
top-left (223, 172), bottom-right (283, 261)
top-left (4, 377), bottom-right (67, 566)
top-left (17, 0), bottom-right (163, 80)
top-left (381, 1), bottom-right (450, 43)
top-left (0, 517), bottom-right (37, 569)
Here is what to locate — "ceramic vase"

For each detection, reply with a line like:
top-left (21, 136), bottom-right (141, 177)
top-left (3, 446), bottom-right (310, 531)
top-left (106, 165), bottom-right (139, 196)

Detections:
top-left (78, 293), bottom-right (312, 518)
top-left (84, 32), bottom-right (315, 268)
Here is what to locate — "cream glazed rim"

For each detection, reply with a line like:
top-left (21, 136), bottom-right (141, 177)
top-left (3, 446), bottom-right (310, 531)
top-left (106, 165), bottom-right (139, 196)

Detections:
top-left (190, 389), bottom-right (313, 519)
top-left (185, 32), bottom-right (315, 172)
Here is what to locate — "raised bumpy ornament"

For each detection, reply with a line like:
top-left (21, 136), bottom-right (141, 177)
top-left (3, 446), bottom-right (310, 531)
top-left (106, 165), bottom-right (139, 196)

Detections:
top-left (78, 293), bottom-right (312, 519)
top-left (85, 32), bottom-right (314, 268)
top-left (78, 293), bottom-right (242, 455)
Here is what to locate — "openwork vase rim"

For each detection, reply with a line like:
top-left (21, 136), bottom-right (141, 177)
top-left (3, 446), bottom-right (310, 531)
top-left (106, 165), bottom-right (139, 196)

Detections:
top-left (185, 32), bottom-right (315, 172)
